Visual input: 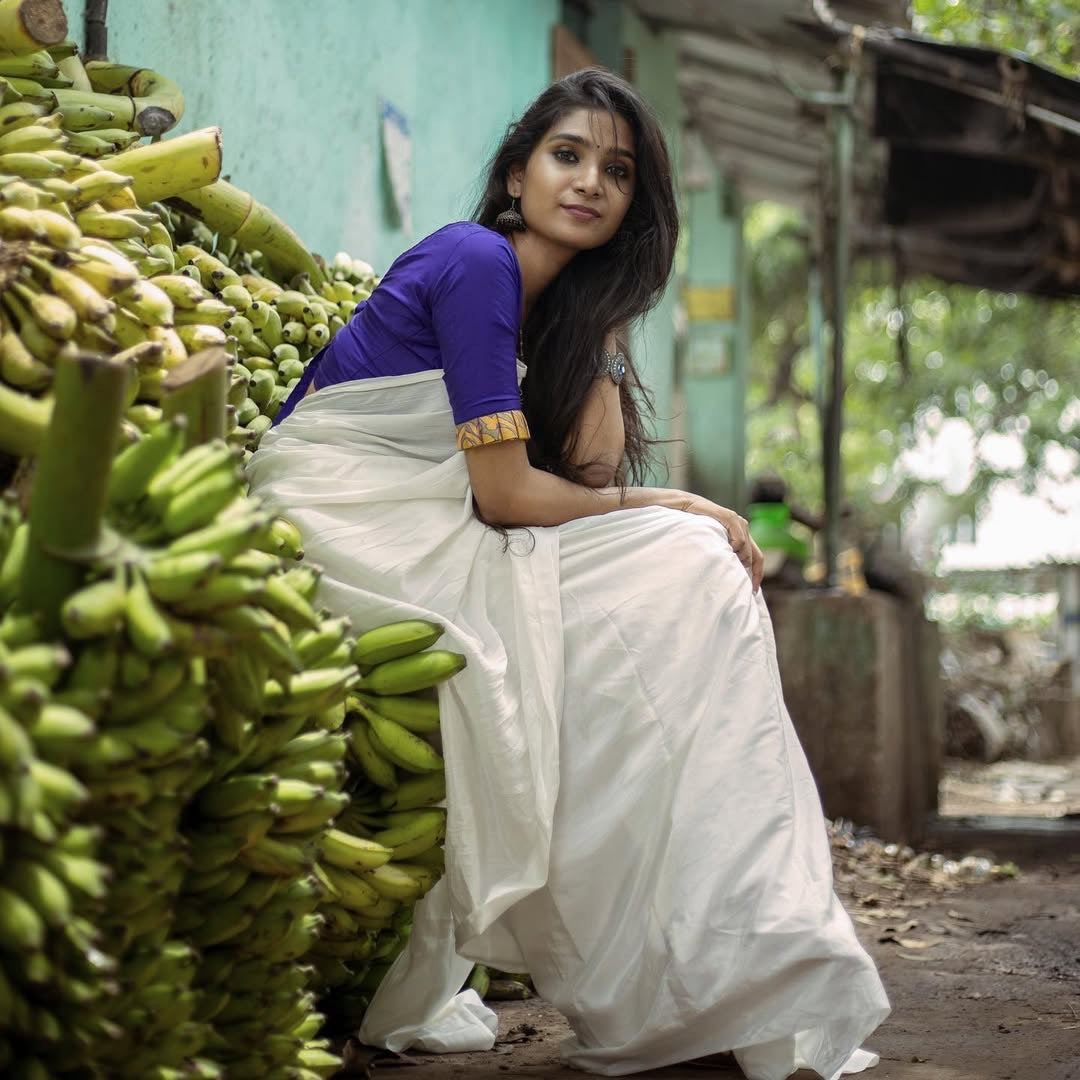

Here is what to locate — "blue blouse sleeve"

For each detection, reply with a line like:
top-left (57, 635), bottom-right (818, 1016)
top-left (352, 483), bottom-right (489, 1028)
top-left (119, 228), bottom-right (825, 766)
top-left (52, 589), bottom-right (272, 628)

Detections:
top-left (429, 229), bottom-right (530, 446)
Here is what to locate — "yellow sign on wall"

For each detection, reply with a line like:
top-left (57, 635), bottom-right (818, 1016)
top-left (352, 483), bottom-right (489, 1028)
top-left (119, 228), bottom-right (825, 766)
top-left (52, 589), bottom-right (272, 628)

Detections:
top-left (685, 285), bottom-right (735, 321)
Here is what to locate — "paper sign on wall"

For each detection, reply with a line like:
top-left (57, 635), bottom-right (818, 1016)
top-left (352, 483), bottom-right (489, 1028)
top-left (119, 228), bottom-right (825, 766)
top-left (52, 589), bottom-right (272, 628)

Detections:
top-left (685, 333), bottom-right (730, 377)
top-left (379, 97), bottom-right (412, 234)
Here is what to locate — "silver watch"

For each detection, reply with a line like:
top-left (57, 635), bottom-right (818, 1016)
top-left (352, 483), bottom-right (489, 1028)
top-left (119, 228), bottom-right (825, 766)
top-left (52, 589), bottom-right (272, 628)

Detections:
top-left (600, 348), bottom-right (626, 385)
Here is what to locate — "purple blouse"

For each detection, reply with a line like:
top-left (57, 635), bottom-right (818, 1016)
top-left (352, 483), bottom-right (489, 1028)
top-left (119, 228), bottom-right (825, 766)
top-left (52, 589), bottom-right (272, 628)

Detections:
top-left (275, 223), bottom-right (527, 439)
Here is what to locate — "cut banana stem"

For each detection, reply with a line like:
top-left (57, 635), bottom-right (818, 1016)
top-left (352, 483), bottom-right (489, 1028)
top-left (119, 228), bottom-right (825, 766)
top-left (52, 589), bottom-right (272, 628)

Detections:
top-left (18, 351), bottom-right (127, 635)
top-left (83, 60), bottom-right (184, 136)
top-left (161, 345), bottom-right (229, 446)
top-left (170, 179), bottom-right (326, 287)
top-left (0, 0), bottom-right (68, 55)
top-left (102, 125), bottom-right (221, 204)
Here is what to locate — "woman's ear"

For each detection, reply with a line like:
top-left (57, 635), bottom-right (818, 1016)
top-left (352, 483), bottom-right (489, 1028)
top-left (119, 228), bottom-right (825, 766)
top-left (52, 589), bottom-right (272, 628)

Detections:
top-left (506, 164), bottom-right (524, 199)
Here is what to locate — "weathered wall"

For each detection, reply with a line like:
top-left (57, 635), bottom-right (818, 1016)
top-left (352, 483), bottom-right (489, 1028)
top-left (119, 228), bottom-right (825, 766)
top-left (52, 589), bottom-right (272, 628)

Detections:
top-left (63, 0), bottom-right (558, 272)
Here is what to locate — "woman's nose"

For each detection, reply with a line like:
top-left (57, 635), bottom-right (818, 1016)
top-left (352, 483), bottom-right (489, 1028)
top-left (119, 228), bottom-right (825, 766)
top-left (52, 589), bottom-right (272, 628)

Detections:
top-left (574, 162), bottom-right (603, 196)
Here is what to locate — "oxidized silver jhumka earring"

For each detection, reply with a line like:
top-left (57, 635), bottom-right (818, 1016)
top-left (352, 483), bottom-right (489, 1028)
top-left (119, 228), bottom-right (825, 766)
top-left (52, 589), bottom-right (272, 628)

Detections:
top-left (495, 197), bottom-right (526, 234)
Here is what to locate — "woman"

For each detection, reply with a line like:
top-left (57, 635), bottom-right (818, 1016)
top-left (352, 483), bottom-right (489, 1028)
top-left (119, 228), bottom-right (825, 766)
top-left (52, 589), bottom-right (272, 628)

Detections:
top-left (248, 69), bottom-right (890, 1079)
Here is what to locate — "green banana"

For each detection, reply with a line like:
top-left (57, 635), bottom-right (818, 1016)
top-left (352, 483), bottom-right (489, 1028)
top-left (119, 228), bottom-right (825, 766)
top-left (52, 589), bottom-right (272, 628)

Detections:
top-left (319, 863), bottom-right (381, 913)
top-left (6, 859), bottom-right (72, 928)
top-left (350, 689), bottom-right (440, 734)
top-left (293, 615), bottom-right (352, 666)
top-left (357, 649), bottom-right (466, 696)
top-left (0, 885), bottom-right (46, 951)
top-left (373, 808), bottom-right (446, 859)
top-left (143, 550), bottom-right (224, 603)
top-left (258, 573), bottom-right (320, 630)
top-left (351, 619), bottom-right (444, 667)
top-left (60, 574), bottom-right (127, 638)
top-left (318, 829), bottom-right (393, 873)
top-left (346, 717), bottom-right (398, 791)
top-left (160, 507), bottom-right (270, 561)
top-left (270, 790), bottom-right (349, 833)
top-left (172, 570), bottom-right (264, 614)
top-left (198, 773), bottom-right (278, 819)
top-left (106, 415), bottom-right (186, 507)
top-left (267, 730), bottom-right (348, 770)
top-left (377, 770), bottom-right (447, 812)
top-left (262, 664), bottom-right (359, 716)
top-left (364, 710), bottom-right (444, 774)
top-left (237, 834), bottom-right (314, 877)
top-left (125, 568), bottom-right (174, 657)
top-left (160, 465), bottom-right (245, 536)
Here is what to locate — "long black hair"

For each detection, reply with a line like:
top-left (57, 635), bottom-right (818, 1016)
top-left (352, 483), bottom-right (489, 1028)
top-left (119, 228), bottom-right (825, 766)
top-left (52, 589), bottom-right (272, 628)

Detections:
top-left (472, 68), bottom-right (678, 485)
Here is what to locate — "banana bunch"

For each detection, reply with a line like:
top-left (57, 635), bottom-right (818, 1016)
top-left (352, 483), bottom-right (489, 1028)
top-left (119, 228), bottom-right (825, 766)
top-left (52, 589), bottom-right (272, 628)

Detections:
top-left (293, 619), bottom-right (464, 1030)
top-left (0, 30), bottom-right (183, 149)
top-left (174, 565), bottom-right (359, 1079)
top-left (86, 416), bottom-right (346, 1075)
top-left (158, 204), bottom-right (380, 451)
top-left (0, 495), bottom-right (126, 1077)
top-left (0, 154), bottom-right (206, 457)
top-left (8, 420), bottom-right (342, 1077)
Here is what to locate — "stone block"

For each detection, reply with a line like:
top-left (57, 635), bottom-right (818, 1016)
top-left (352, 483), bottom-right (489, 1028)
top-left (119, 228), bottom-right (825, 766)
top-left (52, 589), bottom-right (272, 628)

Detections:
top-left (764, 589), bottom-right (941, 843)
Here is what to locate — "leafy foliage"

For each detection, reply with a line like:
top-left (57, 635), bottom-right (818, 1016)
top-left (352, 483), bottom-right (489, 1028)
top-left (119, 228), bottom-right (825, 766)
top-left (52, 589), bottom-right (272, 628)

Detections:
top-left (745, 1), bottom-right (1080, 554)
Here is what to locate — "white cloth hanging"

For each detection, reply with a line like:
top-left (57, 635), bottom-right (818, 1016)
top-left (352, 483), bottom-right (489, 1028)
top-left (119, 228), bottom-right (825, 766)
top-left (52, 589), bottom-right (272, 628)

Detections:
top-left (246, 369), bottom-right (890, 1079)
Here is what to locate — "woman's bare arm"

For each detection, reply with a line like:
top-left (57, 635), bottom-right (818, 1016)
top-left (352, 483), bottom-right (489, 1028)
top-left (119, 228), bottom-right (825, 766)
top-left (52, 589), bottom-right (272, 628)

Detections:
top-left (565, 334), bottom-right (625, 488)
top-left (463, 440), bottom-right (763, 590)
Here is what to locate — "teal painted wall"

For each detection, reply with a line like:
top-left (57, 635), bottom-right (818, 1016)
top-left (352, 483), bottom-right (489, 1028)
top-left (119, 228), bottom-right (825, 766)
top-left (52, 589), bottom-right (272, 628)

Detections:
top-left (62, 0), bottom-right (558, 272)
top-left (683, 174), bottom-right (747, 508)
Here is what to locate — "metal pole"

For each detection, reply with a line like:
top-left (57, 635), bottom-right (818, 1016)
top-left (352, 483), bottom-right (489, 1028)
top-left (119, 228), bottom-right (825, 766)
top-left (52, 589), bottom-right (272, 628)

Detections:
top-left (823, 64), bottom-right (855, 588)
top-left (85, 0), bottom-right (108, 62)
top-left (808, 238), bottom-right (827, 416)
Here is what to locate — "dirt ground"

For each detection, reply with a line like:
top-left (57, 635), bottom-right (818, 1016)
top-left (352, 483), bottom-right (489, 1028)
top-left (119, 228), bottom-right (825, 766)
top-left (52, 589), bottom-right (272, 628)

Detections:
top-left (356, 818), bottom-right (1080, 1080)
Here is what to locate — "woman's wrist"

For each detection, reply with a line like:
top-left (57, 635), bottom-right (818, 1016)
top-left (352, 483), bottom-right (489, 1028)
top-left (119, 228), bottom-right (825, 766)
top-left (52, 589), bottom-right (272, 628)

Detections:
top-left (599, 485), bottom-right (685, 512)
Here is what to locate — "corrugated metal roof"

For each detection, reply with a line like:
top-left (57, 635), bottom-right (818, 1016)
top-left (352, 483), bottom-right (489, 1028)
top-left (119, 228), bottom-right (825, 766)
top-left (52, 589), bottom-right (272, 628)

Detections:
top-left (634, 0), bottom-right (906, 210)
top-left (633, 0), bottom-right (1080, 296)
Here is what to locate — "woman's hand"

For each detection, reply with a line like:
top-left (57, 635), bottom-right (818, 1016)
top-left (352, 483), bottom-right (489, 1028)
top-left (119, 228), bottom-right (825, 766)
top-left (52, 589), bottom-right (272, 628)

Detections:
top-left (663, 491), bottom-right (764, 593)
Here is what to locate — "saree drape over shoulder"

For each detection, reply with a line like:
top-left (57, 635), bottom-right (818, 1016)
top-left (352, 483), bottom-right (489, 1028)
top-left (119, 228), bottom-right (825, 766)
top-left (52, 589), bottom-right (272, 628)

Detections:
top-left (245, 369), bottom-right (890, 1080)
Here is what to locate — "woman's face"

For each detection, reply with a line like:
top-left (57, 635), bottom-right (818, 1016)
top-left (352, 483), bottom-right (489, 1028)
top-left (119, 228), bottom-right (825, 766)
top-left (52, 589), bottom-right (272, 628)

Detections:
top-left (508, 107), bottom-right (636, 252)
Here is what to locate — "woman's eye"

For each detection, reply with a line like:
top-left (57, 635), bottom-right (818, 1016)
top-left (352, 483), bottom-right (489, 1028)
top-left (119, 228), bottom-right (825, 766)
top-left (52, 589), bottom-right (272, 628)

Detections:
top-left (607, 164), bottom-right (630, 179)
top-left (554, 148), bottom-right (577, 163)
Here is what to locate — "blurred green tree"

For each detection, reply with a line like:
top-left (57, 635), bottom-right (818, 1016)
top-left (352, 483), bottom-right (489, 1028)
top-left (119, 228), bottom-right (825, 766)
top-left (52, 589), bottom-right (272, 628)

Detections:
top-left (745, 0), bottom-right (1079, 557)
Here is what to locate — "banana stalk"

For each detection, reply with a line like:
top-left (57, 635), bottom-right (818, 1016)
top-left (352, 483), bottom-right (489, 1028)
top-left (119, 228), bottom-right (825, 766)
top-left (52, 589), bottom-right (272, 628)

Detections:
top-left (51, 86), bottom-right (135, 128)
top-left (18, 351), bottom-right (126, 635)
top-left (102, 126), bottom-right (221, 204)
top-left (0, 0), bottom-right (67, 55)
top-left (84, 60), bottom-right (183, 136)
top-left (161, 345), bottom-right (228, 447)
top-left (170, 179), bottom-right (326, 287)
top-left (55, 48), bottom-right (92, 94)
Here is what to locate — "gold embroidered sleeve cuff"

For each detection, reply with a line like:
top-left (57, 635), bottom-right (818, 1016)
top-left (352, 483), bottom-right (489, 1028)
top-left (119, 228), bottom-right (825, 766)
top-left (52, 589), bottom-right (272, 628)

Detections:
top-left (456, 410), bottom-right (531, 450)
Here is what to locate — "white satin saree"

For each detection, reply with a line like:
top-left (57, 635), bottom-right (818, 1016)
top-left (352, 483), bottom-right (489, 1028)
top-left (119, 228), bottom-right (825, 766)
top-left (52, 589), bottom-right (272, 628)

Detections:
top-left (245, 369), bottom-right (890, 1079)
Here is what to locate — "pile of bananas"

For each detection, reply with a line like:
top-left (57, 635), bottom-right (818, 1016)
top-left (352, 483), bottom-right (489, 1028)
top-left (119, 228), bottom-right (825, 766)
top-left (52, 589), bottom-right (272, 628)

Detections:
top-left (303, 621), bottom-right (463, 1031)
top-left (0, 493), bottom-right (121, 1079)
top-left (151, 203), bottom-right (377, 452)
top-left (0, 8), bottom-right (479, 1069)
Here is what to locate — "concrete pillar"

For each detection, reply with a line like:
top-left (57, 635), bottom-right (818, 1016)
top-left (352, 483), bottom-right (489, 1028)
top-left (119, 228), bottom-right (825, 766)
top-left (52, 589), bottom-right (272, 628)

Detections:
top-left (682, 158), bottom-right (746, 508)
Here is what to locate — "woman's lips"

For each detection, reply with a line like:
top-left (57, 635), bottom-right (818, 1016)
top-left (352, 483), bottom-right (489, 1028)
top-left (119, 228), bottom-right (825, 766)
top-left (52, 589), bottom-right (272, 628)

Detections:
top-left (562, 204), bottom-right (600, 221)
